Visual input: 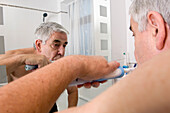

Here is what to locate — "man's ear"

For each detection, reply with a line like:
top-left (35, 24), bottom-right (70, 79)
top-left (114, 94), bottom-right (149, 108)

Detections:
top-left (35, 39), bottom-right (42, 52)
top-left (147, 11), bottom-right (166, 50)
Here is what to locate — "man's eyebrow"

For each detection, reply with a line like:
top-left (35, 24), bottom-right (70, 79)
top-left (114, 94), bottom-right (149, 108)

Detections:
top-left (54, 40), bottom-right (61, 43)
top-left (54, 40), bottom-right (68, 45)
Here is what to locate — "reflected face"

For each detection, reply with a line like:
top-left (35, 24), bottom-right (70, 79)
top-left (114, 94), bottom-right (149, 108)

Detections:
top-left (40, 32), bottom-right (68, 61)
top-left (130, 17), bottom-right (155, 65)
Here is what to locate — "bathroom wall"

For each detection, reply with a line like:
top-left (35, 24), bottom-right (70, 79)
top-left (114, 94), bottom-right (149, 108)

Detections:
top-left (0, 0), bottom-right (63, 51)
top-left (111, 0), bottom-right (136, 65)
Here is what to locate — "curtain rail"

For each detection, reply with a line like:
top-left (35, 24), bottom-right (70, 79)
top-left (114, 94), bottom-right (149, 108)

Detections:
top-left (0, 3), bottom-right (67, 14)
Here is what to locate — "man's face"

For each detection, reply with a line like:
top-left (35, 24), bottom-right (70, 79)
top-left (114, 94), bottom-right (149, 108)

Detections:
top-left (130, 17), bottom-right (156, 65)
top-left (40, 32), bottom-right (68, 61)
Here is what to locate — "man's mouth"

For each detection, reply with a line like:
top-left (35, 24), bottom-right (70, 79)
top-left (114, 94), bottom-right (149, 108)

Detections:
top-left (53, 56), bottom-right (62, 61)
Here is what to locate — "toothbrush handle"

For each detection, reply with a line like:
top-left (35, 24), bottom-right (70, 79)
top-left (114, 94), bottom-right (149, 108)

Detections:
top-left (69, 67), bottom-right (124, 87)
top-left (25, 61), bottom-right (54, 71)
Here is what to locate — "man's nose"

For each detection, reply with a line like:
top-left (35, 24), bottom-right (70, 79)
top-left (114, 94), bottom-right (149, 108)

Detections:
top-left (58, 46), bottom-right (65, 56)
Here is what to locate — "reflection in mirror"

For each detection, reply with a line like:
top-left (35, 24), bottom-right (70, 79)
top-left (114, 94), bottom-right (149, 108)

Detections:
top-left (0, 0), bottom-right (115, 110)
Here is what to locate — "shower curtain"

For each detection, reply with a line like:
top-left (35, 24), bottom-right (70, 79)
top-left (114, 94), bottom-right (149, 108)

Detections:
top-left (65, 0), bottom-right (95, 56)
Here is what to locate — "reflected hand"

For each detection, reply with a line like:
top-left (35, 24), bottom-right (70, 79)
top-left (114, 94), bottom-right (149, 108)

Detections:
top-left (22, 54), bottom-right (50, 69)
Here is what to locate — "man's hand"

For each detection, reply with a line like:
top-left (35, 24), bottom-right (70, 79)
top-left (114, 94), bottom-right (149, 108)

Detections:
top-left (76, 55), bottom-right (120, 80)
top-left (0, 54), bottom-right (50, 75)
top-left (62, 55), bottom-right (120, 88)
top-left (21, 54), bottom-right (50, 68)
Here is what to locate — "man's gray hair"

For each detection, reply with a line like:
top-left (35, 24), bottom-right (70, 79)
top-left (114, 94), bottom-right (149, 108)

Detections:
top-left (34, 22), bottom-right (69, 44)
top-left (129, 0), bottom-right (170, 32)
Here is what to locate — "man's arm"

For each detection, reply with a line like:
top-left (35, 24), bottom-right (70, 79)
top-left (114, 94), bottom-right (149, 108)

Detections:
top-left (0, 55), bottom-right (119, 113)
top-left (1, 48), bottom-right (38, 82)
top-left (0, 54), bottom-right (49, 75)
top-left (0, 54), bottom-right (26, 75)
top-left (59, 50), bottom-right (170, 113)
top-left (67, 86), bottom-right (78, 108)
top-left (5, 47), bottom-right (36, 55)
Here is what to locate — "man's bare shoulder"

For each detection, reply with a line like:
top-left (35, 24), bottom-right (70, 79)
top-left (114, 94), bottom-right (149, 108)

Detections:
top-left (5, 47), bottom-right (35, 55)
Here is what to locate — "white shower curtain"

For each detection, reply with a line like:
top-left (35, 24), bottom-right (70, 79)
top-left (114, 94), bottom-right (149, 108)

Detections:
top-left (65, 0), bottom-right (95, 56)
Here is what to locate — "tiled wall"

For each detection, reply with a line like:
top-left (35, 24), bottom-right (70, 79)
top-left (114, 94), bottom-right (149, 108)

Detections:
top-left (93, 0), bottom-right (111, 62)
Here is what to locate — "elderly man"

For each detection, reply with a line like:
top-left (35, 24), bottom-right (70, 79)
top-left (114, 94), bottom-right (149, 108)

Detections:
top-left (5, 22), bottom-right (78, 112)
top-left (0, 0), bottom-right (170, 112)
top-left (129, 0), bottom-right (170, 65)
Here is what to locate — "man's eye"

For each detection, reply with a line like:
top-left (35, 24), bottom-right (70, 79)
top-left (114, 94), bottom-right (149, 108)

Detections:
top-left (54, 44), bottom-right (60, 47)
